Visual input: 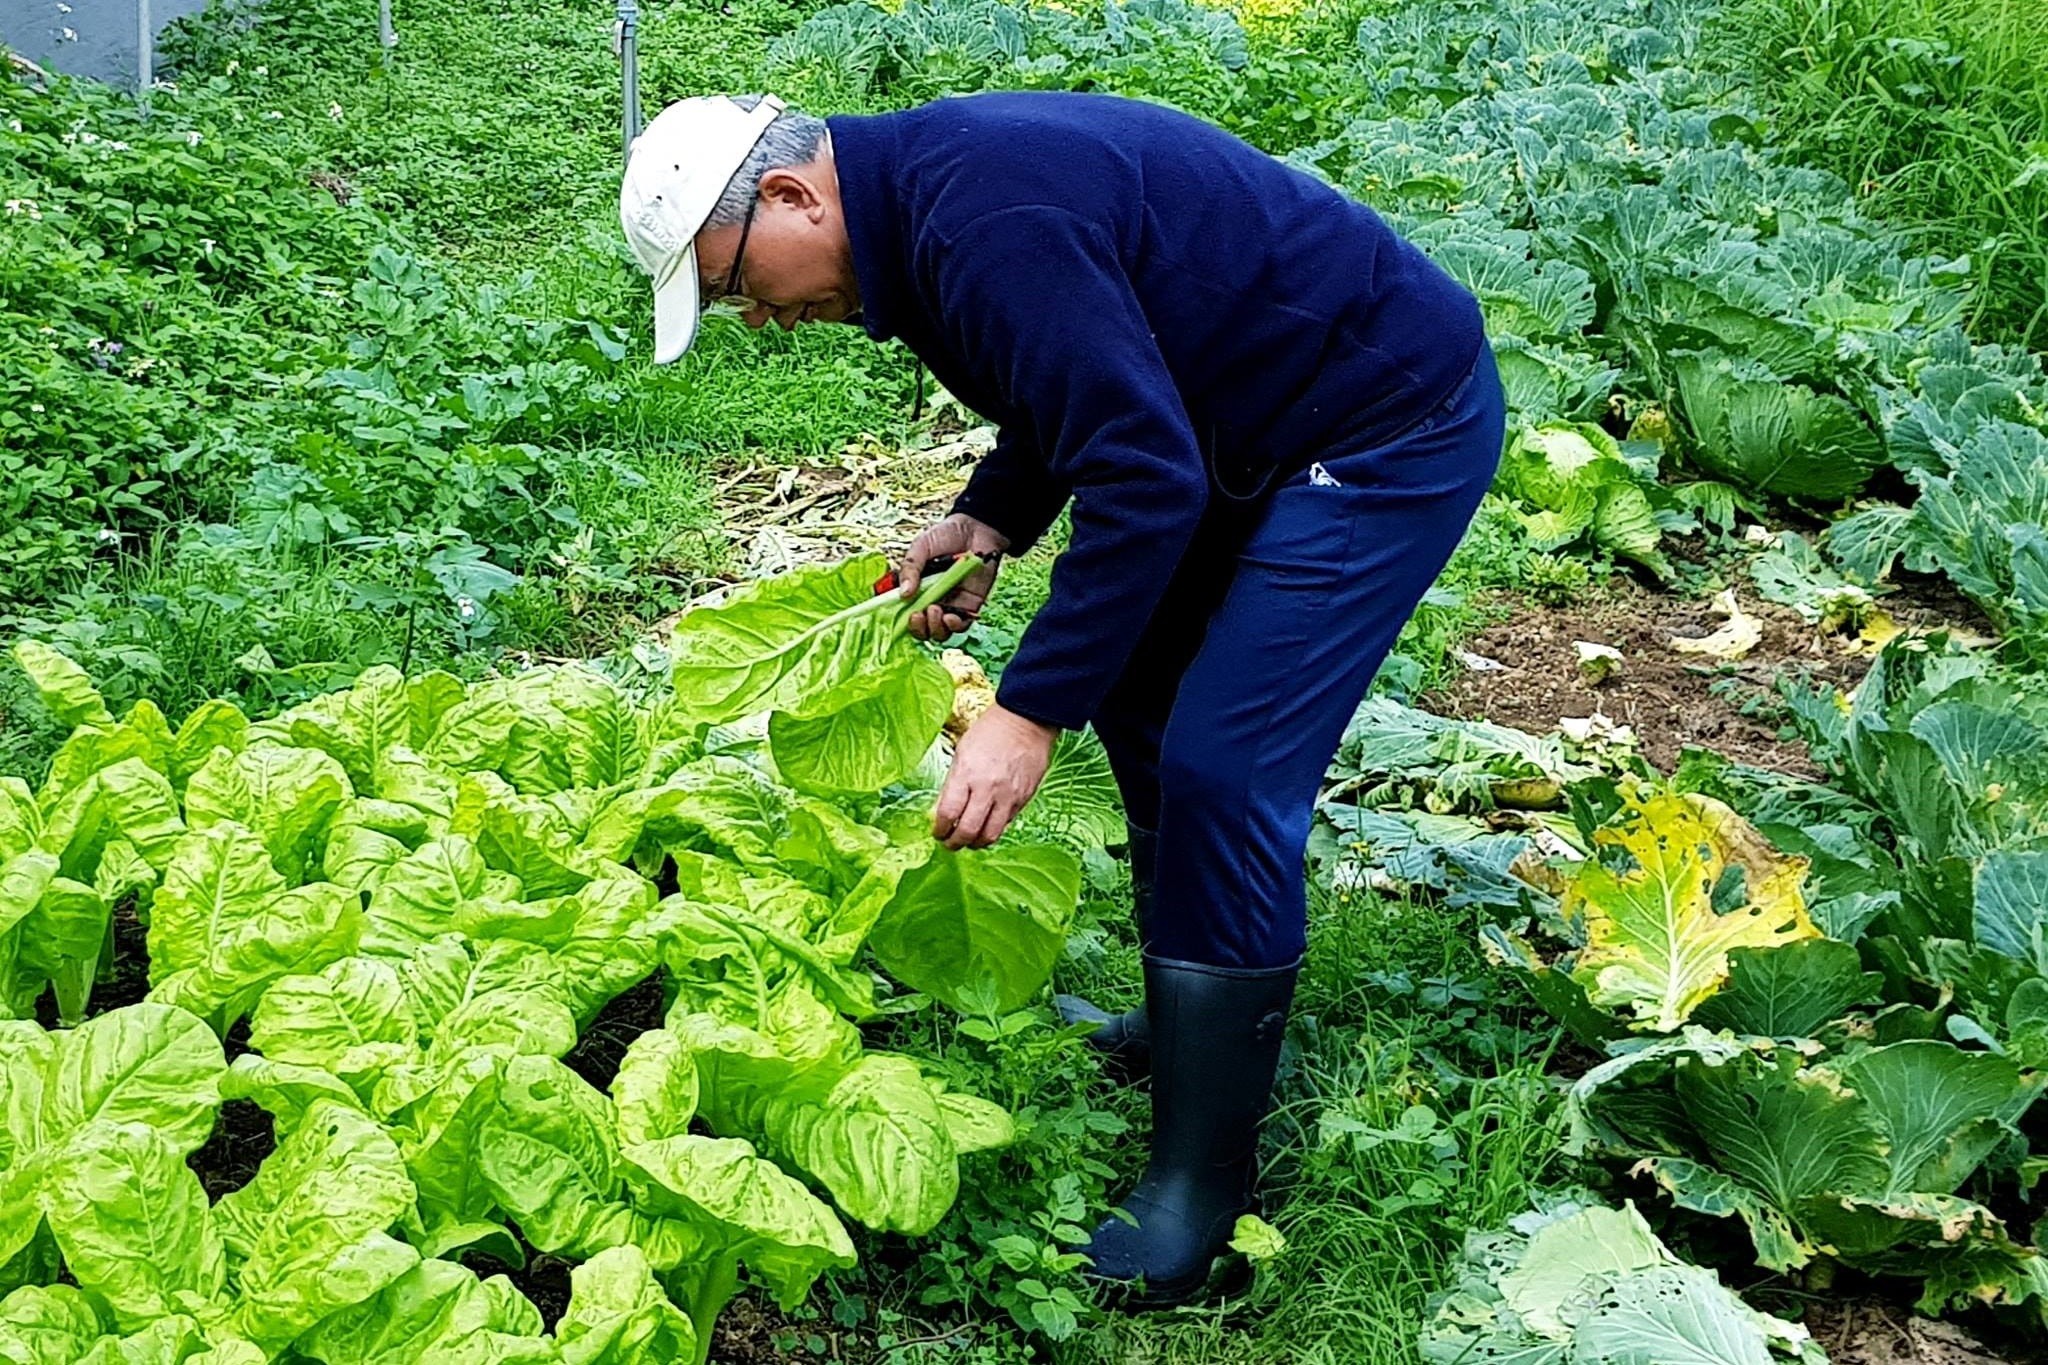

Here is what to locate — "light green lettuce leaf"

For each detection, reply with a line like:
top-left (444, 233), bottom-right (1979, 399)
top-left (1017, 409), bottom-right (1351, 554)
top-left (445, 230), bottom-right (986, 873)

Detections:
top-left (268, 665), bottom-right (415, 794)
top-left (365, 836), bottom-right (521, 959)
top-left (0, 1283), bottom-right (104, 1365)
top-left (383, 1049), bottom-right (511, 1250)
top-left (12, 875), bottom-right (109, 1027)
top-left (763, 1052), bottom-right (962, 1236)
top-left (661, 890), bottom-right (874, 1024)
top-left (659, 556), bottom-right (970, 732)
top-left (218, 1055), bottom-right (366, 1129)
top-left (610, 1029), bottom-right (698, 1149)
top-left (370, 746), bottom-right (463, 829)
top-left (536, 879), bottom-right (681, 1027)
top-left (664, 992), bottom-right (863, 1143)
top-left (868, 843), bottom-right (1081, 1013)
top-left (667, 556), bottom-right (925, 725)
top-left (475, 790), bottom-right (601, 900)
top-left (183, 745), bottom-right (352, 887)
top-left (396, 936), bottom-right (565, 1042)
top-left (74, 1316), bottom-right (267, 1365)
top-left (0, 1019), bottom-right (55, 1168)
top-left (477, 1056), bottom-right (638, 1262)
top-left (931, 1088), bottom-right (1015, 1156)
top-left (39, 729), bottom-right (156, 827)
top-left (766, 658), bottom-right (950, 797)
top-left (430, 984), bottom-right (579, 1064)
top-left (321, 818), bottom-right (412, 897)
top-left (212, 1099), bottom-right (419, 1351)
top-left (147, 823), bottom-right (364, 1034)
top-left (39, 1120), bottom-right (226, 1331)
top-left (13, 642), bottom-right (114, 732)
top-left (39, 1003), bottom-right (226, 1158)
top-left (582, 758), bottom-right (790, 870)
top-left (119, 701), bottom-right (177, 781)
top-left (517, 667), bottom-right (649, 794)
top-left (772, 802), bottom-right (890, 897)
top-left (421, 669), bottom-right (647, 798)
top-left (166, 702), bottom-right (251, 792)
top-left (293, 1253), bottom-right (558, 1365)
top-left (248, 958), bottom-right (418, 1095)
top-left (90, 839), bottom-right (156, 914)
top-left (618, 1133), bottom-right (855, 1309)
top-left (39, 758), bottom-right (185, 887)
top-left (554, 1244), bottom-right (696, 1365)
top-left (0, 781), bottom-right (40, 863)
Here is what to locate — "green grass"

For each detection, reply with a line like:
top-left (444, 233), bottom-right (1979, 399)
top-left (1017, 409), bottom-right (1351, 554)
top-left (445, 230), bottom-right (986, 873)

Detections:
top-left (1717, 0), bottom-right (2048, 347)
top-left (969, 879), bottom-right (1567, 1365)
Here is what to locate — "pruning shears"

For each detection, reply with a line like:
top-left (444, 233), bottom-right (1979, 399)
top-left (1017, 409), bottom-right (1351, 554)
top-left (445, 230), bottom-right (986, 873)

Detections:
top-left (872, 553), bottom-right (957, 597)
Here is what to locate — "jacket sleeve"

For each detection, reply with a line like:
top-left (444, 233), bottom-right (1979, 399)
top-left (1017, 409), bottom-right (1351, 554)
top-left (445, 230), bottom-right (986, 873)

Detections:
top-left (948, 426), bottom-right (1071, 556)
top-left (933, 205), bottom-right (1208, 732)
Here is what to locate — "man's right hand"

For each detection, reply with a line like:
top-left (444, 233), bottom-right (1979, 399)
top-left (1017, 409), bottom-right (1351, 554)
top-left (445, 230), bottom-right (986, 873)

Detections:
top-left (899, 513), bottom-right (1009, 643)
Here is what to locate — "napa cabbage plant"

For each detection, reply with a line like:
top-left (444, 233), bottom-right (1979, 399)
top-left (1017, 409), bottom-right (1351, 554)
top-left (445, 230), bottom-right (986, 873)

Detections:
top-left (2, 548), bottom-right (1085, 1359)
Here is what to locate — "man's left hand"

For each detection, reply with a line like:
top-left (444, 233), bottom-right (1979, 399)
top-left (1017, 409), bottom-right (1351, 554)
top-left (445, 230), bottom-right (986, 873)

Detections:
top-left (933, 703), bottom-right (1057, 850)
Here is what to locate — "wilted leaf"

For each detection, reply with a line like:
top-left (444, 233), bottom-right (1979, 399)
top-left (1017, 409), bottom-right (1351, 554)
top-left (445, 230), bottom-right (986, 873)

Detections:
top-left (1570, 793), bottom-right (1817, 1030)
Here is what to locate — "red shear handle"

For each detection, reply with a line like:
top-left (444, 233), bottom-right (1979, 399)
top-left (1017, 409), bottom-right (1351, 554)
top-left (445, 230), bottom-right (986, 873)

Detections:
top-left (874, 553), bottom-right (957, 596)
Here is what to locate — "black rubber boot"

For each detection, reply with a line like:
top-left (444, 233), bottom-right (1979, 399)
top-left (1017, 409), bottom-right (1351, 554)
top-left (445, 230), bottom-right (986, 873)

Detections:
top-left (1076, 954), bottom-right (1298, 1307)
top-left (1054, 825), bottom-right (1157, 1073)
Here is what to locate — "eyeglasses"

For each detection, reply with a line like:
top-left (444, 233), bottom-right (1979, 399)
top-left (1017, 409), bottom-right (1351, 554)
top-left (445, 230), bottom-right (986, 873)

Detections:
top-left (704, 189), bottom-right (760, 311)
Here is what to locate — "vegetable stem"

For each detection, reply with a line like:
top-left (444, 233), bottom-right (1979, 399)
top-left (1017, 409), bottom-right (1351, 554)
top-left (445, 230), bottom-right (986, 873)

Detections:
top-left (904, 554), bottom-right (982, 618)
top-left (686, 1258), bottom-right (741, 1365)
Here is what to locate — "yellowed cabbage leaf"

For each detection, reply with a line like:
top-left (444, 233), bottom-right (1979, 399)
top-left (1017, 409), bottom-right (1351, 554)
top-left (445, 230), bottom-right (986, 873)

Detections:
top-left (1569, 792), bottom-right (1816, 1031)
top-left (1666, 588), bottom-right (1763, 661)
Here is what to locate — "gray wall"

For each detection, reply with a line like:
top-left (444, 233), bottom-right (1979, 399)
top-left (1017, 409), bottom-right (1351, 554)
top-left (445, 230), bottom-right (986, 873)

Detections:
top-left (3, 0), bottom-right (216, 87)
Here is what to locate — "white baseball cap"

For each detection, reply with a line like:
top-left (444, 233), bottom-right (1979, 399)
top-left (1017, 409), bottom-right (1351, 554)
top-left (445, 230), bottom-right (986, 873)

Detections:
top-left (620, 94), bottom-right (786, 363)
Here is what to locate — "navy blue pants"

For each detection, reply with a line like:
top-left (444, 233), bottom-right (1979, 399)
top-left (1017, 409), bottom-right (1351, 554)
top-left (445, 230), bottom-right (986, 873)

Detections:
top-left (1090, 342), bottom-right (1505, 969)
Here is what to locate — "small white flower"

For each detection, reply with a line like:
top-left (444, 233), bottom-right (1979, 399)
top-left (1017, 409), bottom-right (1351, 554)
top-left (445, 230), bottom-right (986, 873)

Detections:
top-left (152, 80), bottom-right (177, 93)
top-left (29, 403), bottom-right (44, 414)
top-left (328, 102), bottom-right (343, 121)
top-left (106, 139), bottom-right (130, 151)
top-left (4, 198), bottom-right (34, 216)
top-left (456, 596), bottom-right (478, 621)
top-left (197, 238), bottom-right (215, 258)
top-left (254, 65), bottom-right (267, 75)
top-left (263, 110), bottom-right (283, 120)
top-left (183, 130), bottom-right (201, 147)
top-left (6, 119), bottom-right (20, 133)
top-left (226, 59), bottom-right (238, 75)
top-left (96, 528), bottom-right (121, 545)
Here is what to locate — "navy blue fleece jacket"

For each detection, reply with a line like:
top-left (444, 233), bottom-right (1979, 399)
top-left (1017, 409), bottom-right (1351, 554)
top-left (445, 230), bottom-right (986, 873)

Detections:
top-left (827, 91), bottom-right (1485, 732)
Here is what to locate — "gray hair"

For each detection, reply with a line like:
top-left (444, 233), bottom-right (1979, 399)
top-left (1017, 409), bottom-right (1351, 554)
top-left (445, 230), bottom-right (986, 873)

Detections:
top-left (704, 95), bottom-right (828, 228)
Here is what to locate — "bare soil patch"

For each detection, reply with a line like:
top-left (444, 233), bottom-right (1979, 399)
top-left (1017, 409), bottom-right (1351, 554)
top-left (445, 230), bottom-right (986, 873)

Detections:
top-left (1804, 1300), bottom-right (2024, 1365)
top-left (1425, 569), bottom-right (1990, 778)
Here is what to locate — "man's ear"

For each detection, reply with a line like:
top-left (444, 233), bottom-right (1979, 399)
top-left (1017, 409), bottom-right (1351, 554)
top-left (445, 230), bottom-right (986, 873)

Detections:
top-left (758, 167), bottom-right (826, 221)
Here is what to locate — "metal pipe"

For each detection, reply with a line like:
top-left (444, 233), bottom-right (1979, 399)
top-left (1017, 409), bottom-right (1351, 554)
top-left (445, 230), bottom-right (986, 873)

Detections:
top-left (379, 0), bottom-right (395, 53)
top-left (137, 0), bottom-right (151, 108)
top-left (616, 0), bottom-right (640, 166)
